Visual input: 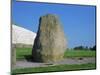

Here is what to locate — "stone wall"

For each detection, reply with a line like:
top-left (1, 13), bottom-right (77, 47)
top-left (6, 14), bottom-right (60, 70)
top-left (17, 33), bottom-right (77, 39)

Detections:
top-left (13, 43), bottom-right (33, 48)
top-left (11, 44), bottom-right (16, 70)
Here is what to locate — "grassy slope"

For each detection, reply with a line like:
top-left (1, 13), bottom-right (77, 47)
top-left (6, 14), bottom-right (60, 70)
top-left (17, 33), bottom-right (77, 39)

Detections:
top-left (12, 63), bottom-right (96, 74)
top-left (16, 47), bottom-right (96, 60)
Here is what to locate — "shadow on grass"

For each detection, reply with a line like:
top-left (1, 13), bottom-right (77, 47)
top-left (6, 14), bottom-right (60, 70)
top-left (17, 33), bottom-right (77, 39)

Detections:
top-left (24, 55), bottom-right (33, 62)
top-left (24, 55), bottom-right (43, 63)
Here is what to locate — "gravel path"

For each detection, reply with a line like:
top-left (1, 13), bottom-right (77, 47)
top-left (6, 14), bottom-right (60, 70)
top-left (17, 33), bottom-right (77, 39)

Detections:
top-left (14, 57), bottom-right (96, 69)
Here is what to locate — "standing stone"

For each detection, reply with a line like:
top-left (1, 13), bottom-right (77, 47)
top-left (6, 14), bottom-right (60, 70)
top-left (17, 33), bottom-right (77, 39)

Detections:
top-left (32, 14), bottom-right (66, 63)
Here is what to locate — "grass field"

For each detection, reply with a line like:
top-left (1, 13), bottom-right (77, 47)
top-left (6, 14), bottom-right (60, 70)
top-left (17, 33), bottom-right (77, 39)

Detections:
top-left (64, 50), bottom-right (96, 58)
top-left (16, 47), bottom-right (96, 60)
top-left (16, 48), bottom-right (32, 60)
top-left (12, 63), bottom-right (96, 75)
top-left (12, 48), bottom-right (96, 74)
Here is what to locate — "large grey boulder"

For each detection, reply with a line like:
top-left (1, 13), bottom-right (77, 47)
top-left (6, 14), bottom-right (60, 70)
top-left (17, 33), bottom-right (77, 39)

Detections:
top-left (32, 14), bottom-right (67, 63)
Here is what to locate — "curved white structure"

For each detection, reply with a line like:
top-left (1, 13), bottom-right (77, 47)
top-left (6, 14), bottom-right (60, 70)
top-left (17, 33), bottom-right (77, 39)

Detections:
top-left (12, 24), bottom-right (36, 45)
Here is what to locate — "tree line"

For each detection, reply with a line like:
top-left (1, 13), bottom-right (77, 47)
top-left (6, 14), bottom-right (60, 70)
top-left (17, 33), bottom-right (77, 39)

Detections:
top-left (73, 45), bottom-right (96, 51)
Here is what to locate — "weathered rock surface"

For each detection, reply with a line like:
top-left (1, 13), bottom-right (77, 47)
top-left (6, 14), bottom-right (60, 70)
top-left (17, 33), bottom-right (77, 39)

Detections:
top-left (32, 14), bottom-right (67, 62)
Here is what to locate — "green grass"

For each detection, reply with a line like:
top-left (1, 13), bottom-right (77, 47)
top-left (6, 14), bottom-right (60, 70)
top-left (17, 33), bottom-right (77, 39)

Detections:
top-left (12, 63), bottom-right (96, 75)
top-left (64, 50), bottom-right (96, 58)
top-left (14, 48), bottom-right (96, 74)
top-left (16, 47), bottom-right (32, 60)
top-left (16, 47), bottom-right (96, 60)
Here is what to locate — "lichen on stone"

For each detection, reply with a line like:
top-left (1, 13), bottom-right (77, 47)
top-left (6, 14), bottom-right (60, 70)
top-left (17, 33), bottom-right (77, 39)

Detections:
top-left (32, 14), bottom-right (67, 62)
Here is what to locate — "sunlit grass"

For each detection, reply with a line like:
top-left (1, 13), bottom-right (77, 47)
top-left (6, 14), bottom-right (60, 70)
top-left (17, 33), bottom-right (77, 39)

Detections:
top-left (12, 63), bottom-right (96, 75)
top-left (16, 48), bottom-right (96, 60)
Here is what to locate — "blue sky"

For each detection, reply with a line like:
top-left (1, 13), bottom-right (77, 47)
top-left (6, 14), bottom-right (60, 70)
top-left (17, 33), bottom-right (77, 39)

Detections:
top-left (12, 0), bottom-right (96, 48)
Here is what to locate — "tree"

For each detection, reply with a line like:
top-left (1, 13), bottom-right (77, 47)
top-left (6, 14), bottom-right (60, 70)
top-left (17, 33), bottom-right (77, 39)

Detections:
top-left (74, 46), bottom-right (84, 50)
top-left (74, 46), bottom-right (89, 50)
top-left (90, 45), bottom-right (96, 51)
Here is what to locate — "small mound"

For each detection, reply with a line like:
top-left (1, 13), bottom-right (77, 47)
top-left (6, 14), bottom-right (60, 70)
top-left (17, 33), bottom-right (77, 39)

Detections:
top-left (12, 24), bottom-right (36, 45)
